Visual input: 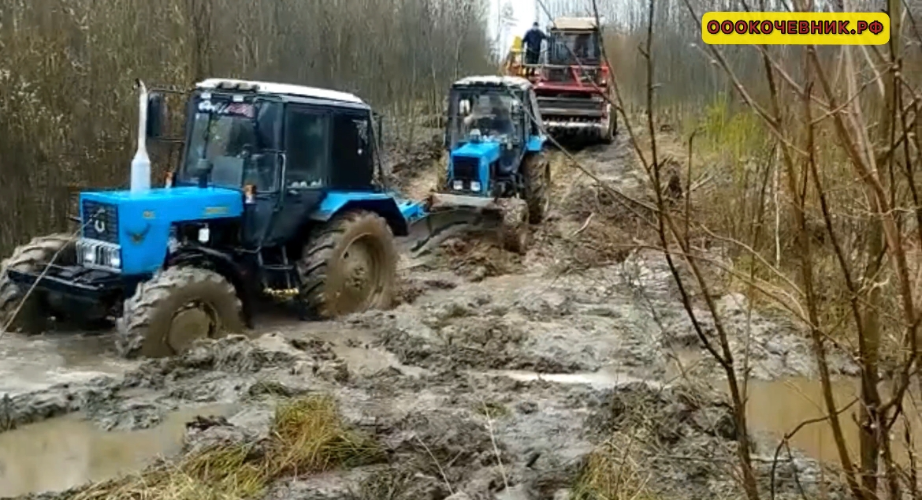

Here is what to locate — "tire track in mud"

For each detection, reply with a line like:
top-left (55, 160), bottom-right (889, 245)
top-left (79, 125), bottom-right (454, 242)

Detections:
top-left (0, 136), bottom-right (848, 500)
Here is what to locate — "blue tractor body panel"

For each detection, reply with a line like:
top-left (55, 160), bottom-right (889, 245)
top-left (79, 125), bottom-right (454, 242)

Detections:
top-left (525, 134), bottom-right (546, 152)
top-left (448, 140), bottom-right (501, 195)
top-left (80, 187), bottom-right (243, 275)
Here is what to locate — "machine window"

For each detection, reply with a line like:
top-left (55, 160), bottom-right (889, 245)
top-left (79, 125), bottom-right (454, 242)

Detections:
top-left (285, 107), bottom-right (330, 188)
top-left (330, 114), bottom-right (373, 189)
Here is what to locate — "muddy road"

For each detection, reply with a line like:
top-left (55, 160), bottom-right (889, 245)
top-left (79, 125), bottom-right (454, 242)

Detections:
top-left (0, 136), bottom-right (856, 500)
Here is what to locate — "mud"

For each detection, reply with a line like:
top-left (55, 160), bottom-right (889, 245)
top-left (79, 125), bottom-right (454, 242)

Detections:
top-left (0, 135), bottom-right (855, 499)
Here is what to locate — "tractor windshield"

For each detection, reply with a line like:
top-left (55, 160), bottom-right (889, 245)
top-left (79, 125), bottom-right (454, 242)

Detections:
top-left (449, 89), bottom-right (519, 148)
top-left (179, 94), bottom-right (282, 191)
top-left (549, 31), bottom-right (601, 65)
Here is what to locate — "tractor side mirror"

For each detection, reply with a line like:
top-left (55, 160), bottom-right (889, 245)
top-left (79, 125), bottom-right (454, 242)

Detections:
top-left (147, 92), bottom-right (165, 139)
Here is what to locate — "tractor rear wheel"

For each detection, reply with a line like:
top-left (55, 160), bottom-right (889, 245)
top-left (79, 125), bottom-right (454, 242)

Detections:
top-left (0, 234), bottom-right (76, 334)
top-left (298, 210), bottom-right (398, 318)
top-left (522, 152), bottom-right (550, 224)
top-left (115, 267), bottom-right (245, 359)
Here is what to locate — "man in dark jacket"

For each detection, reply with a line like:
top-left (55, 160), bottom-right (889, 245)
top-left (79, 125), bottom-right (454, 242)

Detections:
top-left (522, 22), bottom-right (546, 77)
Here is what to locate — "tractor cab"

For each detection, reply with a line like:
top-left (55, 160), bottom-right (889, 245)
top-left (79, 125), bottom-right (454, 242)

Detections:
top-left (548, 19), bottom-right (603, 66)
top-left (541, 17), bottom-right (608, 85)
top-left (443, 76), bottom-right (542, 197)
top-left (154, 79), bottom-right (392, 250)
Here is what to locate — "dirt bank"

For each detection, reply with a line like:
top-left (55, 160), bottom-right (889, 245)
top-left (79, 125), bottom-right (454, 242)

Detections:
top-left (1, 134), bottom-right (853, 499)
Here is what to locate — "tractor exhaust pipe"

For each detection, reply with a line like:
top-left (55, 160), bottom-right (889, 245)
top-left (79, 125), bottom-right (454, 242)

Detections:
top-left (130, 79), bottom-right (152, 193)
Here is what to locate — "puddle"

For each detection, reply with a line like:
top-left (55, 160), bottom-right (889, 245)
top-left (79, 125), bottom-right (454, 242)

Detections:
top-left (490, 367), bottom-right (656, 390)
top-left (0, 332), bottom-right (133, 395)
top-left (490, 364), bottom-right (922, 468)
top-left (0, 404), bottom-right (233, 497)
top-left (735, 377), bottom-right (922, 465)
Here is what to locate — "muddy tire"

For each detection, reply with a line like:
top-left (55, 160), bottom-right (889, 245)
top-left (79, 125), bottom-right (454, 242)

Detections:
top-left (0, 234), bottom-right (76, 334)
top-left (298, 210), bottom-right (398, 318)
top-left (522, 152), bottom-right (550, 224)
top-left (495, 198), bottom-right (529, 254)
top-left (116, 267), bottom-right (245, 359)
top-left (600, 103), bottom-right (616, 145)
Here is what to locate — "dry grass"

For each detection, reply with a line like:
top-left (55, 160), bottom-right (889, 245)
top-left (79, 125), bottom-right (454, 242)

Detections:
top-left (647, 97), bottom-right (912, 363)
top-left (570, 438), bottom-right (658, 500)
top-left (70, 394), bottom-right (382, 500)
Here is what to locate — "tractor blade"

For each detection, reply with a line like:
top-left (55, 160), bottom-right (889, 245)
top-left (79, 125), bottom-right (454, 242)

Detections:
top-left (401, 205), bottom-right (489, 258)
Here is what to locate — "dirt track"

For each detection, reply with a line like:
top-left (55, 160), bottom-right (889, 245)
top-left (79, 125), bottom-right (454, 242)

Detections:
top-left (0, 135), bottom-right (856, 499)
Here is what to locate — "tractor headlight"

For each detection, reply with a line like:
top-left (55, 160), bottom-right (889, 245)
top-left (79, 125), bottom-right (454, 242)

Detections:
top-left (453, 180), bottom-right (463, 190)
top-left (83, 245), bottom-right (96, 264)
top-left (76, 239), bottom-right (122, 271)
top-left (470, 181), bottom-right (481, 192)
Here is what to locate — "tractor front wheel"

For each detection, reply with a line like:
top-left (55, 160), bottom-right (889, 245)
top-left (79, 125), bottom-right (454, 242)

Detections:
top-left (495, 198), bottom-right (530, 255)
top-left (600, 102), bottom-right (617, 145)
top-left (522, 152), bottom-right (550, 224)
top-left (0, 234), bottom-right (76, 334)
top-left (115, 267), bottom-right (246, 358)
top-left (298, 210), bottom-right (398, 318)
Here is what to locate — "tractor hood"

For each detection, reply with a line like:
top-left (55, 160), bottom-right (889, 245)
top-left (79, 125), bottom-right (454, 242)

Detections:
top-left (78, 186), bottom-right (244, 275)
top-left (451, 140), bottom-right (501, 163)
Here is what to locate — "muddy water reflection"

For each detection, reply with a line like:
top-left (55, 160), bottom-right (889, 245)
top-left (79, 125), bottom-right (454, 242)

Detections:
top-left (0, 404), bottom-right (231, 497)
top-left (742, 377), bottom-right (922, 465)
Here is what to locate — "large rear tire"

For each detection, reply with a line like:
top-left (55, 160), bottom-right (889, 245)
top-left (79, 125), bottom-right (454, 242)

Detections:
top-left (0, 234), bottom-right (76, 334)
top-left (522, 152), bottom-right (550, 224)
top-left (298, 210), bottom-right (398, 318)
top-left (116, 267), bottom-right (245, 359)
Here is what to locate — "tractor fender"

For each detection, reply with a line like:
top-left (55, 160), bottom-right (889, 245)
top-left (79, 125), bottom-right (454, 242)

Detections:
top-left (164, 245), bottom-right (257, 328)
top-left (309, 192), bottom-right (409, 237)
top-left (525, 134), bottom-right (546, 152)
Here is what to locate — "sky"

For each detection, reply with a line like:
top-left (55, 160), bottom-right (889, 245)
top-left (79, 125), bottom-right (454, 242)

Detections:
top-left (486, 0), bottom-right (538, 56)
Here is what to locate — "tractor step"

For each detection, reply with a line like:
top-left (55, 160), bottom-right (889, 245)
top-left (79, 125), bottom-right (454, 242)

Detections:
top-left (261, 264), bottom-right (295, 271)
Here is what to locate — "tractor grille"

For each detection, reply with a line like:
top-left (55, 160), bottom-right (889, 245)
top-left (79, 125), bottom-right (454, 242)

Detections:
top-left (451, 156), bottom-right (480, 183)
top-left (82, 200), bottom-right (119, 244)
top-left (76, 238), bottom-right (122, 272)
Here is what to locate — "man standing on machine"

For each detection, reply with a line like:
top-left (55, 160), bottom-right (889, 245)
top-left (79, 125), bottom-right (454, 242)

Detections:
top-left (522, 22), bottom-right (547, 77)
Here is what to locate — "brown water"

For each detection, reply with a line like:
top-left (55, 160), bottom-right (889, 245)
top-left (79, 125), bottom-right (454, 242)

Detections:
top-left (0, 404), bottom-right (232, 497)
top-left (494, 358), bottom-right (922, 467)
top-left (743, 377), bottom-right (922, 465)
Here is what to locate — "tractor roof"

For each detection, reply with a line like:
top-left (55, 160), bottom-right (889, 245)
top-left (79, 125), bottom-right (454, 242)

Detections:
top-left (549, 17), bottom-right (599, 31)
top-left (451, 75), bottom-right (532, 91)
top-left (196, 78), bottom-right (366, 106)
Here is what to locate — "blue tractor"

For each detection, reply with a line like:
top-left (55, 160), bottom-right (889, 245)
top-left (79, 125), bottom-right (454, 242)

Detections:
top-left (430, 76), bottom-right (550, 251)
top-left (0, 78), bottom-right (428, 358)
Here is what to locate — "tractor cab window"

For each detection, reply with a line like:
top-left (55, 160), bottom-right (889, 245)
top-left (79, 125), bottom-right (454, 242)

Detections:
top-left (181, 96), bottom-right (281, 192)
top-left (330, 114), bottom-right (373, 189)
top-left (284, 107), bottom-right (330, 189)
top-left (450, 90), bottom-right (520, 148)
top-left (550, 31), bottom-right (600, 65)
